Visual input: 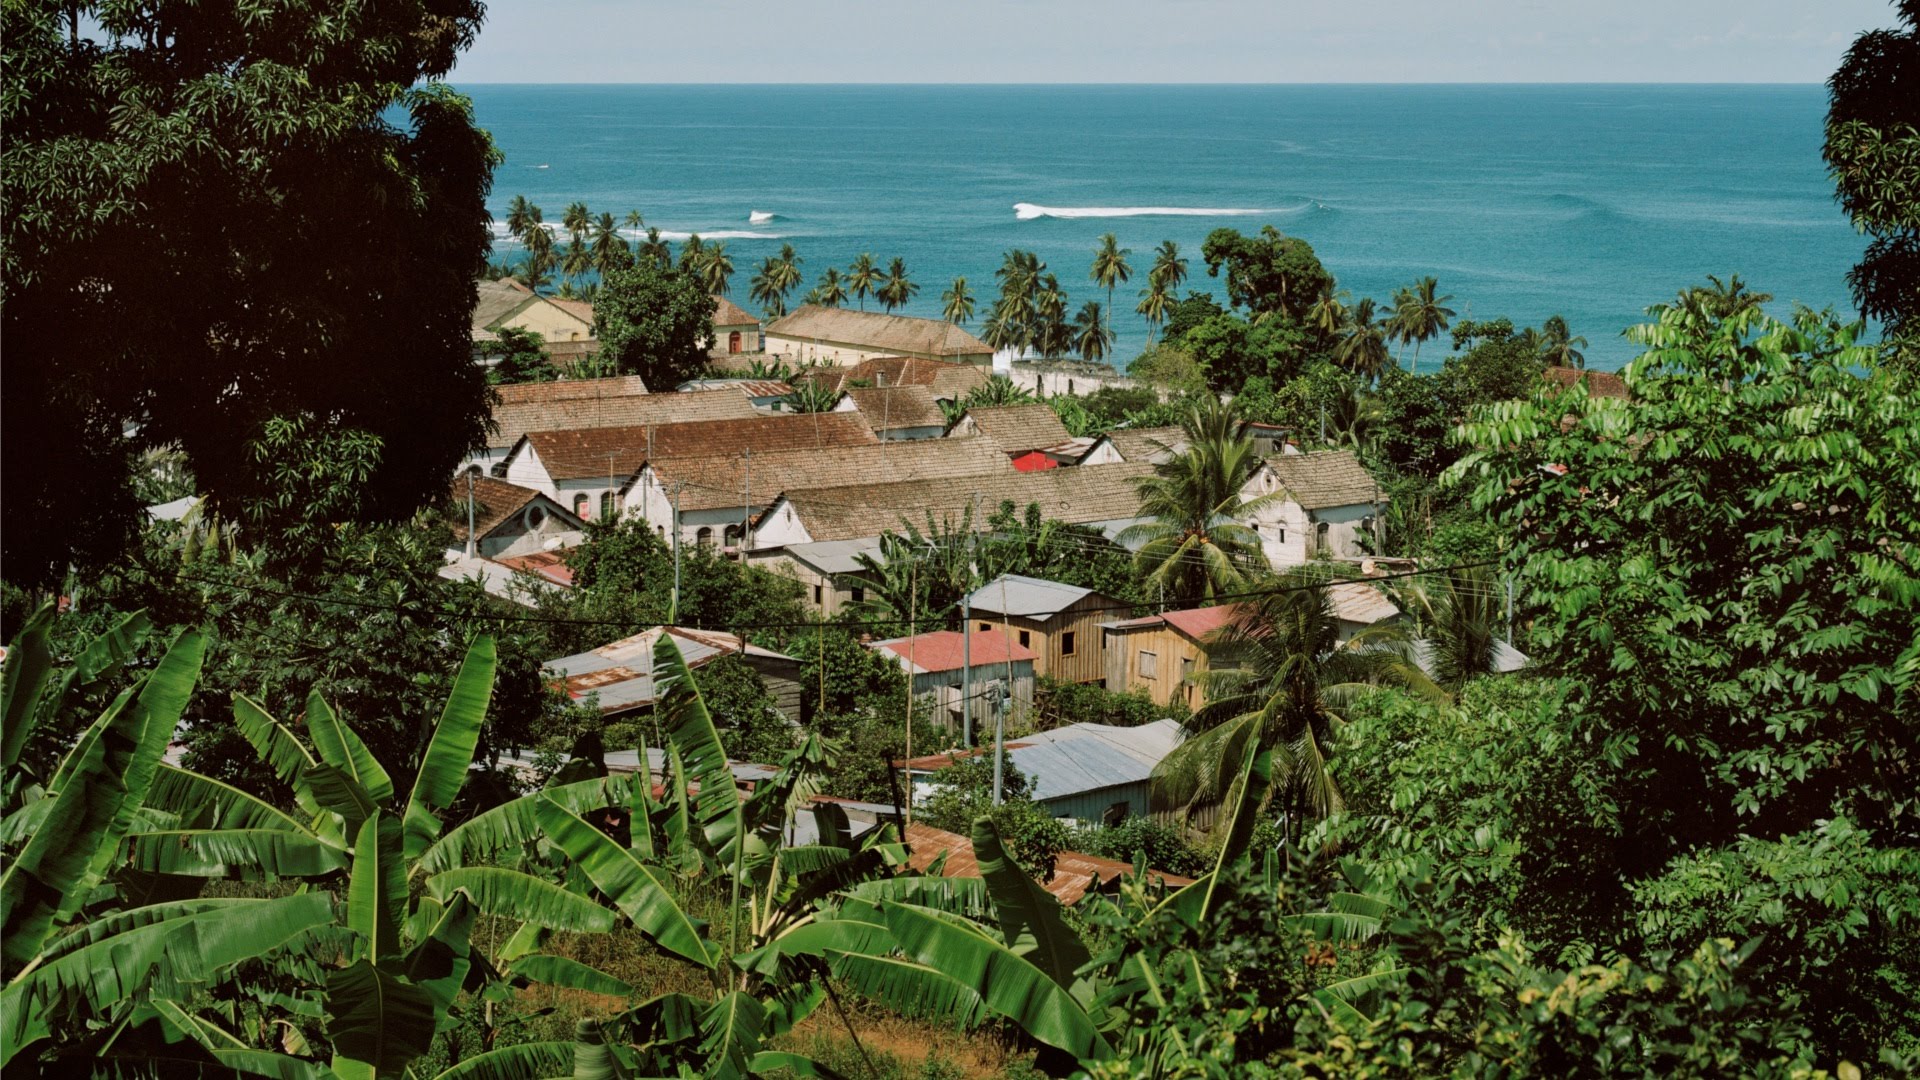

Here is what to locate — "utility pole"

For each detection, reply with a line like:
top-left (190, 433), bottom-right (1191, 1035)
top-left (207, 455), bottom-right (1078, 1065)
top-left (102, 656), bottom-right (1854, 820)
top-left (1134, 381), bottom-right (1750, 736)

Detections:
top-left (606, 451), bottom-right (618, 521)
top-left (740, 448), bottom-right (751, 563)
top-left (670, 481), bottom-right (684, 623)
top-left (904, 558), bottom-right (916, 827)
top-left (993, 574), bottom-right (1014, 806)
top-left (960, 496), bottom-right (979, 748)
top-left (465, 469), bottom-right (477, 558)
top-left (1504, 573), bottom-right (1514, 645)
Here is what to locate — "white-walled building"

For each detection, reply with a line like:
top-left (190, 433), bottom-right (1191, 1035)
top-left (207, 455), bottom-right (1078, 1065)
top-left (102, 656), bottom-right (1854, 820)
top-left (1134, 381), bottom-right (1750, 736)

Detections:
top-left (448, 475), bottom-right (586, 559)
top-left (764, 306), bottom-right (992, 367)
top-left (1237, 450), bottom-right (1388, 567)
top-left (834, 385), bottom-right (949, 440)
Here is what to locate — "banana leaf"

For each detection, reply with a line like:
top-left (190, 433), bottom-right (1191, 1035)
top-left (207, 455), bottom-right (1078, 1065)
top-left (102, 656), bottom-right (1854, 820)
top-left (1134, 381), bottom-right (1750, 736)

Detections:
top-left (127, 827), bottom-right (350, 879)
top-left (345, 813), bottom-right (406, 963)
top-left (416, 774), bottom-right (633, 875)
top-left (650, 633), bottom-right (740, 861)
top-left (970, 817), bottom-right (1091, 991)
top-left (427, 1040), bottom-right (573, 1080)
top-left (404, 890), bottom-right (475, 1019)
top-left (510, 954), bottom-right (635, 999)
top-left (698, 990), bottom-right (768, 1080)
top-left (303, 691), bottom-right (393, 803)
top-left (425, 867), bottom-right (616, 933)
top-left (146, 765), bottom-right (318, 835)
top-left (403, 635), bottom-right (496, 860)
top-left (0, 607), bottom-right (55, 775)
top-left (324, 960), bottom-right (437, 1080)
top-left (232, 694), bottom-right (322, 817)
top-left (534, 795), bottom-right (714, 970)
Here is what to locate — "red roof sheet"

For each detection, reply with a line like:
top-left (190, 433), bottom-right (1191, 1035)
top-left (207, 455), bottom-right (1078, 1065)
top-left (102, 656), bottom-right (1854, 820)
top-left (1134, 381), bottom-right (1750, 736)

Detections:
top-left (1009, 450), bottom-right (1059, 473)
top-left (1110, 603), bottom-right (1238, 642)
top-left (879, 629), bottom-right (1035, 673)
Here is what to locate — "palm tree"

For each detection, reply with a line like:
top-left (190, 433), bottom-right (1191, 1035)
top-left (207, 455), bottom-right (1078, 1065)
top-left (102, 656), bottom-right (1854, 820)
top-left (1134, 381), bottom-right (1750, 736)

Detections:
top-left (1385, 286), bottom-right (1418, 366)
top-left (1157, 578), bottom-right (1431, 826)
top-left (1072, 301), bottom-right (1112, 364)
top-left (806, 267), bottom-right (848, 308)
top-left (621, 209), bottom-right (645, 239)
top-left (994, 249), bottom-right (1045, 308)
top-left (505, 195), bottom-right (535, 242)
top-left (846, 252), bottom-right (881, 311)
top-left (590, 212), bottom-right (631, 279)
top-left (1090, 233), bottom-right (1132, 345)
top-left (1540, 314), bottom-right (1588, 368)
top-left (750, 257), bottom-right (788, 318)
top-left (516, 254), bottom-right (553, 294)
top-left (1149, 239), bottom-right (1187, 293)
top-left (776, 381), bottom-right (843, 413)
top-left (1031, 273), bottom-right (1069, 359)
top-left (964, 373), bottom-right (1038, 408)
top-left (773, 244), bottom-right (804, 296)
top-left (1395, 276), bottom-right (1455, 373)
top-left (878, 257), bottom-right (918, 312)
top-left (1333, 297), bottom-right (1391, 382)
top-left (1307, 284), bottom-right (1349, 338)
top-left (1677, 273), bottom-right (1772, 320)
top-left (678, 234), bottom-right (706, 275)
top-left (1388, 565), bottom-right (1506, 695)
top-left (1117, 398), bottom-right (1282, 606)
top-left (562, 201), bottom-right (591, 247)
top-left (942, 276), bottom-right (976, 325)
top-left (561, 239), bottom-right (593, 288)
top-left (981, 300), bottom-right (1023, 356)
top-left (640, 227), bottom-right (671, 268)
top-left (701, 241), bottom-right (734, 296)
top-left (1136, 280), bottom-right (1172, 344)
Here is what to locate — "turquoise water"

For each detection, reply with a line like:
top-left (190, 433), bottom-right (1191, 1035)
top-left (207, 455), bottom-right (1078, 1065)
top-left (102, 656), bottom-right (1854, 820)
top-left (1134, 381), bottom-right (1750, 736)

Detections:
top-left (460, 84), bottom-right (1866, 371)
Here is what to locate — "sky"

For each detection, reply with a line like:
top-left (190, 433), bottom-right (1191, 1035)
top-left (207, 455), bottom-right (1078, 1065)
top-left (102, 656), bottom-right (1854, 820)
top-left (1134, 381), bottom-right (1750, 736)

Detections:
top-left (451, 0), bottom-right (1898, 84)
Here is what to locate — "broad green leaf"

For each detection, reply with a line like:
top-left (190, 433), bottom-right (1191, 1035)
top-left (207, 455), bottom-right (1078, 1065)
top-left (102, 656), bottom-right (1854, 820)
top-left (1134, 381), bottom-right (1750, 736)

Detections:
top-left (1, 892), bottom-right (333, 1067)
top-left (534, 795), bottom-right (714, 970)
top-left (404, 635), bottom-right (497, 860)
top-left (41, 609), bottom-right (154, 745)
top-left (305, 762), bottom-right (378, 840)
top-left (150, 997), bottom-right (248, 1051)
top-left (324, 960), bottom-right (437, 1080)
top-left (146, 764), bottom-right (317, 834)
top-left (232, 694), bottom-right (322, 816)
top-left (209, 1048), bottom-right (331, 1080)
top-left (0, 607), bottom-right (56, 773)
top-left (699, 990), bottom-right (768, 1080)
top-left (427, 1040), bottom-right (572, 1080)
top-left (825, 952), bottom-right (988, 1028)
top-left (405, 890), bottom-right (475, 1018)
top-left (426, 867), bottom-right (616, 933)
top-left (416, 774), bottom-right (633, 875)
top-left (1156, 743), bottom-right (1271, 927)
top-left (128, 828), bottom-right (351, 879)
top-left (971, 817), bottom-right (1091, 990)
top-left (652, 632), bottom-right (741, 859)
top-left (345, 813), bottom-right (406, 963)
top-left (877, 901), bottom-right (1109, 1060)
top-left (510, 954), bottom-right (635, 998)
top-left (749, 1051), bottom-right (849, 1079)
top-left (304, 691), bottom-right (393, 803)
top-left (42, 684), bottom-right (136, 796)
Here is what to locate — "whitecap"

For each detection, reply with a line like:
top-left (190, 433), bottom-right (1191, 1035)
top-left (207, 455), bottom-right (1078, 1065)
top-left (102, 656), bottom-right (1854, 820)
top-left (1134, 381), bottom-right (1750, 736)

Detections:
top-left (1013, 202), bottom-right (1305, 221)
top-left (748, 210), bottom-right (776, 224)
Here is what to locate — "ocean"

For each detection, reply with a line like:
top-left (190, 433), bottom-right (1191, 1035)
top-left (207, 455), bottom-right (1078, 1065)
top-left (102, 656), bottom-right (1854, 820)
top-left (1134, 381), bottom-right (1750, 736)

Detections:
top-left (460, 84), bottom-right (1867, 372)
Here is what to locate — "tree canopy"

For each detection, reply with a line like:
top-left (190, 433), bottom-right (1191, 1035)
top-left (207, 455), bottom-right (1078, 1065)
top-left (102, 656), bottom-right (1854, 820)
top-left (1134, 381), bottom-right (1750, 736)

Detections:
top-left (591, 259), bottom-right (716, 389)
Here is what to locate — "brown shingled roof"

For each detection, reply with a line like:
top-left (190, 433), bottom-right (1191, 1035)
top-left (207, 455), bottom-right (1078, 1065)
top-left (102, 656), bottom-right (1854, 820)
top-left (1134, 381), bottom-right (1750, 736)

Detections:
top-left (791, 356), bottom-right (989, 402)
top-left (650, 436), bottom-right (1011, 512)
top-left (960, 404), bottom-right (1073, 454)
top-left (763, 462), bottom-right (1154, 543)
top-left (711, 295), bottom-right (759, 328)
top-left (842, 385), bottom-right (948, 431)
top-left (449, 476), bottom-right (582, 543)
top-left (1263, 450), bottom-right (1383, 509)
top-left (765, 306), bottom-right (991, 358)
top-left (488, 388), bottom-right (755, 450)
top-left (496, 376), bottom-right (650, 405)
top-left (1105, 426), bottom-right (1188, 464)
top-left (523, 411), bottom-right (879, 482)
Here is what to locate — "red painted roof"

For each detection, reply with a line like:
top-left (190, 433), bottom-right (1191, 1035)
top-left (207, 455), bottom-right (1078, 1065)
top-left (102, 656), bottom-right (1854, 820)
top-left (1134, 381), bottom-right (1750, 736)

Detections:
top-left (1009, 450), bottom-right (1059, 472)
top-left (494, 550), bottom-right (576, 587)
top-left (1110, 603), bottom-right (1238, 642)
top-left (879, 629), bottom-right (1035, 673)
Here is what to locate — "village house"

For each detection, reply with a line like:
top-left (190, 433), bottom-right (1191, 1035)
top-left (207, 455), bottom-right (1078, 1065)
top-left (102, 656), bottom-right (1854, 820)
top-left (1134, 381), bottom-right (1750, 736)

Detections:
top-left (1101, 603), bottom-right (1237, 708)
top-left (763, 305), bottom-right (993, 367)
top-left (747, 462), bottom-right (1155, 561)
top-left (787, 354), bottom-right (990, 405)
top-left (710, 295), bottom-right (762, 355)
top-left (947, 403), bottom-right (1076, 470)
top-left (900, 718), bottom-right (1185, 825)
top-left (870, 628), bottom-right (1036, 733)
top-left (468, 381), bottom-right (763, 475)
top-left (622, 435), bottom-right (1010, 553)
top-left (676, 378), bottom-right (794, 411)
top-left (774, 538), bottom-right (882, 616)
top-left (448, 475), bottom-right (586, 559)
top-left (471, 278), bottom-right (594, 348)
top-left (501, 411), bottom-right (878, 523)
top-left (834, 385), bottom-right (949, 440)
top-left (965, 574), bottom-right (1121, 685)
top-left (545, 626), bottom-right (806, 723)
top-left (1238, 449), bottom-right (1389, 567)
top-left (1105, 425), bottom-right (1189, 464)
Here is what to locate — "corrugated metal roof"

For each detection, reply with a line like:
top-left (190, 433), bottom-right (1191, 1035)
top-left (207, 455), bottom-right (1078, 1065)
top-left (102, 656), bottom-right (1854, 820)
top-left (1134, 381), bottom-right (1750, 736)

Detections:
top-left (544, 627), bottom-right (794, 715)
top-left (967, 574), bottom-right (1095, 620)
top-left (782, 538), bottom-right (884, 576)
top-left (873, 629), bottom-right (1035, 674)
top-left (1328, 581), bottom-right (1401, 625)
top-left (1009, 719), bottom-right (1185, 803)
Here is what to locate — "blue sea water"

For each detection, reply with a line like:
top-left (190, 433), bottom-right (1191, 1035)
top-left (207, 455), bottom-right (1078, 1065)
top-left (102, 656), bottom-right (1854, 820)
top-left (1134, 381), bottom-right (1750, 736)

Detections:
top-left (460, 84), bottom-right (1866, 371)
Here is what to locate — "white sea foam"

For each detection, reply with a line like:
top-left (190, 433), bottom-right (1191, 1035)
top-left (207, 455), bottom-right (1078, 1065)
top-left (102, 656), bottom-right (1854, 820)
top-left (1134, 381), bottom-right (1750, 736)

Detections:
top-left (748, 210), bottom-right (776, 224)
top-left (1013, 202), bottom-right (1301, 221)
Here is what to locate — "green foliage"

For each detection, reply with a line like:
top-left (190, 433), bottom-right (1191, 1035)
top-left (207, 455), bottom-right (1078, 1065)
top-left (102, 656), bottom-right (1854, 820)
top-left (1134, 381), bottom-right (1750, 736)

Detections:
top-left (919, 755), bottom-right (1070, 877)
top-left (1126, 343), bottom-right (1208, 395)
top-left (1069, 816), bottom-right (1210, 877)
top-left (1200, 226), bottom-right (1333, 324)
top-left (695, 655), bottom-right (798, 765)
top-left (1159, 290), bottom-right (1227, 344)
top-left (1035, 675), bottom-right (1184, 730)
top-left (1120, 397), bottom-right (1280, 605)
top-left (3, 1), bottom-right (498, 587)
top-left (1826, 2), bottom-right (1920, 343)
top-left (1434, 317), bottom-right (1549, 414)
top-left (593, 259), bottom-right (717, 389)
top-left (483, 327), bottom-right (557, 385)
top-left (1179, 313), bottom-right (1321, 394)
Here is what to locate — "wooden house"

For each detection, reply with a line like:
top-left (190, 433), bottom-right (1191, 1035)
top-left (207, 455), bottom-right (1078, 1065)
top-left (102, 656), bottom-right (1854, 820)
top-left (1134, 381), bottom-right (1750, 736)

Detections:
top-left (965, 574), bottom-right (1120, 685)
top-left (1100, 604), bottom-right (1237, 708)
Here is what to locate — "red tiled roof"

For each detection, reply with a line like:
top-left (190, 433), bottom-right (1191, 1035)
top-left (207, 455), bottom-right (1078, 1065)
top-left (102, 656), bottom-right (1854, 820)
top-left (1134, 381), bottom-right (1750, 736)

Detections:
top-left (902, 823), bottom-right (1193, 905)
top-left (494, 549), bottom-right (576, 587)
top-left (712, 294), bottom-right (759, 328)
top-left (1110, 604), bottom-right (1238, 642)
top-left (1543, 365), bottom-right (1629, 399)
top-left (878, 629), bottom-right (1034, 673)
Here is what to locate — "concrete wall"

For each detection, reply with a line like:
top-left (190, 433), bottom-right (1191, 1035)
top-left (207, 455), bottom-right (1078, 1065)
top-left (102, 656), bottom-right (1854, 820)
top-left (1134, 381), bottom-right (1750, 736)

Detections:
top-left (500, 302), bottom-right (592, 343)
top-left (714, 324), bottom-right (761, 353)
top-left (749, 499), bottom-right (816, 550)
top-left (1009, 366), bottom-right (1156, 400)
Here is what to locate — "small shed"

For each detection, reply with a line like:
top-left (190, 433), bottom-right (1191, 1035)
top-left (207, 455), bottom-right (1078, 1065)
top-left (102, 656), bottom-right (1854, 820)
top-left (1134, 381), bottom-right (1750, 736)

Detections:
top-left (546, 626), bottom-right (804, 722)
top-left (901, 718), bottom-right (1186, 825)
top-left (1101, 604), bottom-right (1238, 708)
top-left (870, 629), bottom-right (1035, 732)
top-left (966, 574), bottom-right (1119, 685)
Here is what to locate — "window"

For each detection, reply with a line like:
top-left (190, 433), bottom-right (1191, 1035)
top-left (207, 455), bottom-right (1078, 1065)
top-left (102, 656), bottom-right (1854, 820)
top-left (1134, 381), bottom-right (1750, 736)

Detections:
top-left (1138, 650), bottom-right (1158, 678)
top-left (813, 585), bottom-right (824, 605)
top-left (724, 524), bottom-right (742, 548)
top-left (599, 492), bottom-right (615, 520)
top-left (850, 586), bottom-right (866, 603)
top-left (696, 526), bottom-right (713, 548)
top-left (1018, 630), bottom-right (1030, 648)
top-left (979, 622), bottom-right (991, 632)
top-left (573, 494), bottom-right (592, 520)
top-left (1060, 631), bottom-right (1076, 656)
top-left (1277, 528), bottom-right (1286, 544)
top-left (1102, 800), bottom-right (1130, 827)
top-left (524, 505), bottom-right (548, 531)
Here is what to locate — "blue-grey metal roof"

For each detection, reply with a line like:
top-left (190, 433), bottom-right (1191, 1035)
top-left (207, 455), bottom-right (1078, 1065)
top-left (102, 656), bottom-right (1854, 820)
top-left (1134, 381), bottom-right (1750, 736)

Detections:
top-left (967, 574), bottom-right (1096, 620)
top-left (1005, 719), bottom-right (1186, 803)
top-left (783, 537), bottom-right (884, 576)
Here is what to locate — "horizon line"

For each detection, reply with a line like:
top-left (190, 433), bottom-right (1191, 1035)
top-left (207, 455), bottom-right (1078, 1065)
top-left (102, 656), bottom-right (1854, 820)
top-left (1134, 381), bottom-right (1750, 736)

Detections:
top-left (446, 80), bottom-right (1830, 88)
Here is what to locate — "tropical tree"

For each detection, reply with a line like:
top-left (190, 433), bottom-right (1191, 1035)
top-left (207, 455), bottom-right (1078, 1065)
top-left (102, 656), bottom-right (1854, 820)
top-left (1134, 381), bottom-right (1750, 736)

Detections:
top-left (1118, 398), bottom-right (1283, 605)
top-left (1540, 314), bottom-right (1588, 368)
top-left (750, 257), bottom-right (788, 318)
top-left (806, 267), bottom-right (848, 308)
top-left (776, 381), bottom-right (843, 413)
top-left (878, 256), bottom-right (919, 313)
top-left (1091, 232), bottom-right (1133, 344)
top-left (505, 194), bottom-right (535, 242)
top-left (1391, 276), bottom-right (1454, 373)
top-left (561, 238), bottom-right (593, 288)
top-left (1137, 280), bottom-right (1173, 344)
top-left (981, 299), bottom-right (1025, 358)
top-left (772, 243), bottom-right (804, 299)
top-left (1387, 564), bottom-right (1507, 693)
top-left (1827, 2), bottom-right (1920, 344)
top-left (591, 211), bottom-right (631, 279)
top-left (562, 200), bottom-right (591, 247)
top-left (1073, 301), bottom-right (1113, 364)
top-left (622, 208), bottom-right (645, 239)
top-left (1033, 274), bottom-right (1071, 359)
top-left (1308, 283), bottom-right (1349, 337)
top-left (640, 227), bottom-right (672, 268)
top-left (1149, 239), bottom-right (1188, 293)
top-left (702, 241), bottom-right (734, 296)
top-left (678, 233), bottom-right (707, 276)
top-left (943, 276), bottom-right (976, 325)
top-left (847, 252), bottom-right (881, 311)
top-left (1334, 297), bottom-right (1392, 382)
top-left (1676, 273), bottom-right (1772, 320)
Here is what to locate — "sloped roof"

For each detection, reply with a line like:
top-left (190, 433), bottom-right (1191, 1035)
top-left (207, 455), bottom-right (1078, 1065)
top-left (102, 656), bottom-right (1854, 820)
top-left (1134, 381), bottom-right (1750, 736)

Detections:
top-left (712, 295), bottom-right (759, 328)
top-left (873, 629), bottom-right (1035, 674)
top-left (762, 462), bottom-right (1155, 544)
top-left (521, 411), bottom-right (878, 481)
top-left (791, 356), bottom-right (989, 402)
top-left (960, 404), bottom-right (1072, 454)
top-left (1106, 426), bottom-right (1188, 464)
top-left (1108, 604), bottom-right (1238, 643)
top-left (1542, 365), bottom-right (1629, 400)
top-left (496, 376), bottom-right (650, 404)
top-left (967, 574), bottom-right (1098, 621)
top-left (450, 476), bottom-right (583, 543)
top-left (545, 627), bottom-right (795, 715)
top-left (782, 538), bottom-right (884, 576)
top-left (1327, 581), bottom-right (1401, 625)
top-left (1263, 450), bottom-right (1383, 509)
top-left (549, 297), bottom-right (595, 326)
top-left (765, 305), bottom-right (991, 358)
top-left (472, 278), bottom-right (536, 332)
top-left (901, 822), bottom-right (1192, 905)
top-left (489, 388), bottom-right (756, 450)
top-left (647, 436), bottom-right (1010, 512)
top-left (1007, 719), bottom-right (1186, 803)
top-left (843, 385), bottom-right (947, 431)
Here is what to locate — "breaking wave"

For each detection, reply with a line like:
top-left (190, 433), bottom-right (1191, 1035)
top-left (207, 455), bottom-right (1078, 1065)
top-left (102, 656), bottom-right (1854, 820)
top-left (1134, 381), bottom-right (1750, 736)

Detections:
top-left (1013, 202), bottom-right (1311, 221)
top-left (749, 210), bottom-right (777, 224)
